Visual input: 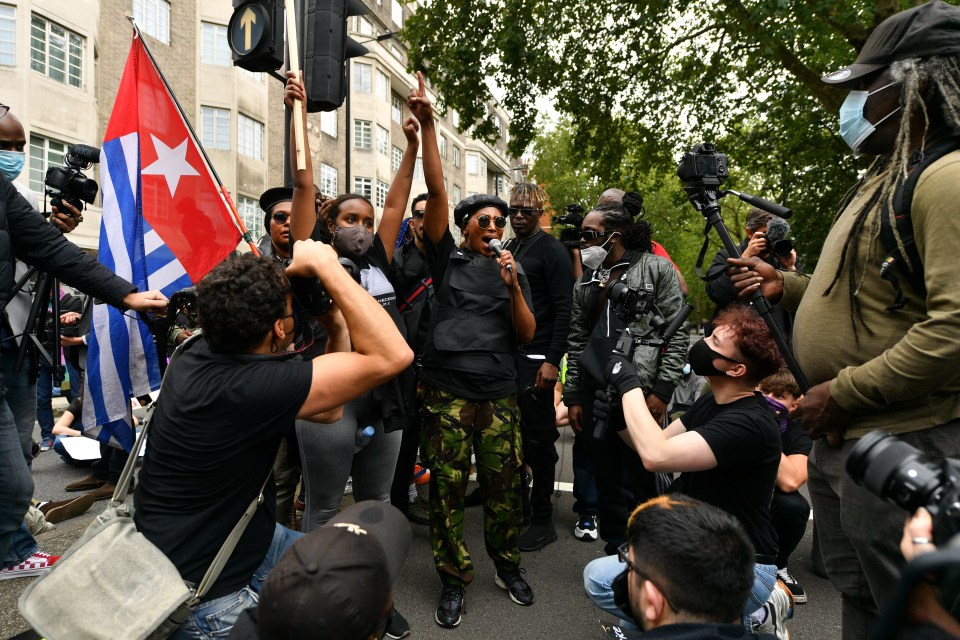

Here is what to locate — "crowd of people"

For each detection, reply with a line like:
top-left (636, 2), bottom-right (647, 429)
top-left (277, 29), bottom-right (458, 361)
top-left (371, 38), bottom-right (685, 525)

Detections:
top-left (1, 2), bottom-right (960, 639)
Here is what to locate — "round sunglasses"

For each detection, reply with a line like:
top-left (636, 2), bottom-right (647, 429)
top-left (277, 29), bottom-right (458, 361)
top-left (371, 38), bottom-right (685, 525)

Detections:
top-left (476, 214), bottom-right (507, 229)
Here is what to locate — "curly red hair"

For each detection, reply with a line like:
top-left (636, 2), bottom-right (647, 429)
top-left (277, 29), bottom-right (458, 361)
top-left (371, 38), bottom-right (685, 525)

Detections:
top-left (713, 304), bottom-right (784, 384)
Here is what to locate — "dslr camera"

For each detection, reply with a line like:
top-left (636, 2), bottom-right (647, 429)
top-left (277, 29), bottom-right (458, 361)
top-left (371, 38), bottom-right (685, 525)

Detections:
top-left (607, 281), bottom-right (667, 330)
top-left (45, 144), bottom-right (100, 213)
top-left (848, 430), bottom-right (960, 545)
top-left (552, 203), bottom-right (585, 249)
top-left (677, 143), bottom-right (729, 192)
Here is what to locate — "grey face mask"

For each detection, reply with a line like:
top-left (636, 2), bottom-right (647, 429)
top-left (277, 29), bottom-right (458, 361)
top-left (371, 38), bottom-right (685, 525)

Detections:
top-left (333, 225), bottom-right (374, 259)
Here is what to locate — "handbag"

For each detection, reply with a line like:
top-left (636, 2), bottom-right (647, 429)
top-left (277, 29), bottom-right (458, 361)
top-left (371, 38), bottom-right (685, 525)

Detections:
top-left (19, 340), bottom-right (274, 640)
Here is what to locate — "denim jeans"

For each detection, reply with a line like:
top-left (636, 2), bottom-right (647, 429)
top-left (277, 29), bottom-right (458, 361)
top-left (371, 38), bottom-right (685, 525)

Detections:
top-left (36, 358), bottom-right (56, 442)
top-left (0, 353), bottom-right (37, 567)
top-left (583, 554), bottom-right (776, 630)
top-left (170, 524), bottom-right (303, 640)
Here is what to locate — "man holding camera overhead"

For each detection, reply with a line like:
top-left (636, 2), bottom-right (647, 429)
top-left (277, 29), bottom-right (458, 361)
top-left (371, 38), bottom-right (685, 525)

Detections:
top-left (730, 3), bottom-right (960, 637)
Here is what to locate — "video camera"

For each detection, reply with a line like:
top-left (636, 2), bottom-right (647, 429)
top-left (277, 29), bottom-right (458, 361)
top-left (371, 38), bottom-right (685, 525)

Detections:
top-left (848, 430), bottom-right (960, 545)
top-left (45, 144), bottom-right (100, 213)
top-left (552, 203), bottom-right (585, 249)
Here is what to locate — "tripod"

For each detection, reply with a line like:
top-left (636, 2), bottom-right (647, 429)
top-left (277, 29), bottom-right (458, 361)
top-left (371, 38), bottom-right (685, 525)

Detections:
top-left (11, 266), bottom-right (66, 393)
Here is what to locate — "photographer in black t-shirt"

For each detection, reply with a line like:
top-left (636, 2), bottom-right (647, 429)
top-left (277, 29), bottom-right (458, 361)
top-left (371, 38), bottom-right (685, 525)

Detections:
top-left (585, 304), bottom-right (789, 633)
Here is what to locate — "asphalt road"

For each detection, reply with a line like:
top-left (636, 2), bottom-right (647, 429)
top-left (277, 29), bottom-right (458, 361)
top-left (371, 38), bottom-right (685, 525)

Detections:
top-left (2, 413), bottom-right (842, 639)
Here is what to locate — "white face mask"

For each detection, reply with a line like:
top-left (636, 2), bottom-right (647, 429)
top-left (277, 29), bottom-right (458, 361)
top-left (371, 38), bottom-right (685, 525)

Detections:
top-left (838, 81), bottom-right (901, 154)
top-left (580, 234), bottom-right (617, 270)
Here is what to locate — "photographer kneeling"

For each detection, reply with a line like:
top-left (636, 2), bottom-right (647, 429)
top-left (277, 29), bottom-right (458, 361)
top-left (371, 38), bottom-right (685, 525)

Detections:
top-left (584, 305), bottom-right (790, 635)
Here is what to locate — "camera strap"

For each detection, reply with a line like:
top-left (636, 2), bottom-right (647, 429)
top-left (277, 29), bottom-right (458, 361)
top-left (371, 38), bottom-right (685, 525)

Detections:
top-left (694, 221), bottom-right (727, 282)
top-left (879, 135), bottom-right (960, 311)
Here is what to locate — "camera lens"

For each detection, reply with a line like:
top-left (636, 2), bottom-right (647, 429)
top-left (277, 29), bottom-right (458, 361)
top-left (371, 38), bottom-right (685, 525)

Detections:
top-left (847, 430), bottom-right (943, 513)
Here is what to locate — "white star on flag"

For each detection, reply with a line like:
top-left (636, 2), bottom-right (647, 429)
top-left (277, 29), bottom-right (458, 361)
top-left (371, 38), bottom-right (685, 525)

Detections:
top-left (142, 135), bottom-right (200, 197)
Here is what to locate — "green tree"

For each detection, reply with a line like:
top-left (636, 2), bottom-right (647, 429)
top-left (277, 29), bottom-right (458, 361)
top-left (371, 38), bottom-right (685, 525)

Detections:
top-left (403, 0), bottom-right (936, 270)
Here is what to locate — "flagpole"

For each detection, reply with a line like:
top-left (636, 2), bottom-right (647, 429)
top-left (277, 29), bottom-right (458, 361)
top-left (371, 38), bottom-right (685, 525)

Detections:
top-left (125, 17), bottom-right (261, 256)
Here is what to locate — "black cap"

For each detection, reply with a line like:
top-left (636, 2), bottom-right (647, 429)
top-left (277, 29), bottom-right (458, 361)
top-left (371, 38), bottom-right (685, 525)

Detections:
top-left (256, 502), bottom-right (412, 640)
top-left (822, 1), bottom-right (960, 88)
top-left (259, 186), bottom-right (293, 213)
top-left (453, 193), bottom-right (509, 229)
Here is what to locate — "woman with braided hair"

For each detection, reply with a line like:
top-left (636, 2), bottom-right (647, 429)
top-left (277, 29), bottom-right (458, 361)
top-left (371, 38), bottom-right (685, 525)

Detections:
top-left (729, 4), bottom-right (960, 637)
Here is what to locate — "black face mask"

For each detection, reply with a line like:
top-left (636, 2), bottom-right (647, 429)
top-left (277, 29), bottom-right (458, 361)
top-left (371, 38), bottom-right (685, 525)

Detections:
top-left (688, 338), bottom-right (741, 377)
top-left (612, 569), bottom-right (637, 622)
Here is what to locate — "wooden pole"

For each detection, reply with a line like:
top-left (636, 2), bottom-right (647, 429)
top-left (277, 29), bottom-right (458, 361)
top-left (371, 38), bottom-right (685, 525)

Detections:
top-left (285, 2), bottom-right (306, 171)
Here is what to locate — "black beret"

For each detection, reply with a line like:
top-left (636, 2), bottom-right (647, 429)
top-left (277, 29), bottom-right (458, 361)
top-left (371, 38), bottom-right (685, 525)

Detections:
top-left (453, 193), bottom-right (509, 228)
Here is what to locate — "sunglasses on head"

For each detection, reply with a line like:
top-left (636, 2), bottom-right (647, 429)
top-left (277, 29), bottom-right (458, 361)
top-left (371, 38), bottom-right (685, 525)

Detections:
top-left (476, 214), bottom-right (507, 229)
top-left (0, 104), bottom-right (8, 120)
top-left (581, 229), bottom-right (612, 241)
top-left (272, 212), bottom-right (289, 224)
top-left (508, 207), bottom-right (542, 218)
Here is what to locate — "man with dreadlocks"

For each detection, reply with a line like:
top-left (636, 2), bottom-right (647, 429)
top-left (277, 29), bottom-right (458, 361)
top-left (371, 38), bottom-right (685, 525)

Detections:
top-left (730, 3), bottom-right (960, 638)
top-left (503, 182), bottom-right (575, 551)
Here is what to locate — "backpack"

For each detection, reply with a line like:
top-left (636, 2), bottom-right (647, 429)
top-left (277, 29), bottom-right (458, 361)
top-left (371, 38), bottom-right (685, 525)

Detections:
top-left (879, 136), bottom-right (960, 311)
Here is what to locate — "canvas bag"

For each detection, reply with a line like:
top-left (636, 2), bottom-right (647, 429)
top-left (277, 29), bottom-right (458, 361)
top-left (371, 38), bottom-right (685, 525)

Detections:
top-left (19, 339), bottom-right (271, 640)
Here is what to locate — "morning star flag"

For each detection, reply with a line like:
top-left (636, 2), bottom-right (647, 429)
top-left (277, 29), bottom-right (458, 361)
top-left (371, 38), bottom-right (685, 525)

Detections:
top-left (82, 32), bottom-right (240, 451)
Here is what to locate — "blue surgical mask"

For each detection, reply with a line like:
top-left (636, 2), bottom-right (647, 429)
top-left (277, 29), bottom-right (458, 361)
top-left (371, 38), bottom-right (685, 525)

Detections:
top-left (839, 81), bottom-right (901, 154)
top-left (0, 150), bottom-right (25, 180)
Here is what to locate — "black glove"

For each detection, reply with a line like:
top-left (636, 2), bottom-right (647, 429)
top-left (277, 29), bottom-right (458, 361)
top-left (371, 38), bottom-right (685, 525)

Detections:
top-left (605, 355), bottom-right (643, 397)
top-left (593, 388), bottom-right (613, 426)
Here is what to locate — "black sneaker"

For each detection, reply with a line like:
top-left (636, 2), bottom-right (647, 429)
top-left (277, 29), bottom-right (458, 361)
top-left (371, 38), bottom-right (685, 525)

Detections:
top-left (385, 606), bottom-right (411, 639)
top-left (518, 523), bottom-right (558, 551)
top-left (495, 568), bottom-right (534, 605)
top-left (776, 566), bottom-right (807, 604)
top-left (435, 585), bottom-right (465, 628)
top-left (405, 497), bottom-right (430, 526)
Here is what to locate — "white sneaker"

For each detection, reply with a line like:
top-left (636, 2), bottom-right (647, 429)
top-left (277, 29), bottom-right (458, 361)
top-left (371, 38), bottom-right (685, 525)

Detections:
top-left (753, 579), bottom-right (794, 639)
top-left (574, 514), bottom-right (598, 541)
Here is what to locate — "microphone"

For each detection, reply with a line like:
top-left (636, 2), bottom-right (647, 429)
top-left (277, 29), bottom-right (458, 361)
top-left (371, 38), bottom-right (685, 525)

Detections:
top-left (765, 217), bottom-right (791, 245)
top-left (487, 239), bottom-right (513, 272)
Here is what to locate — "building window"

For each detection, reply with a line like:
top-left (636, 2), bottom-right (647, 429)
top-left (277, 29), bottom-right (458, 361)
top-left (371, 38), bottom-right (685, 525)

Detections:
top-left (239, 68), bottom-right (263, 83)
top-left (320, 163), bottom-right (337, 196)
top-left (391, 0), bottom-right (403, 27)
top-left (376, 70), bottom-right (389, 101)
top-left (237, 114), bottom-right (264, 160)
top-left (479, 156), bottom-right (487, 176)
top-left (354, 176), bottom-right (372, 201)
top-left (453, 184), bottom-right (462, 203)
top-left (439, 135), bottom-right (447, 159)
top-left (353, 120), bottom-right (372, 149)
top-left (376, 179), bottom-right (388, 210)
top-left (496, 174), bottom-right (508, 195)
top-left (466, 153), bottom-right (478, 175)
top-left (376, 125), bottom-right (389, 155)
top-left (237, 195), bottom-right (260, 235)
top-left (30, 15), bottom-right (84, 88)
top-left (453, 146), bottom-right (461, 168)
top-left (390, 45), bottom-right (403, 63)
top-left (391, 95), bottom-right (402, 124)
top-left (201, 22), bottom-right (230, 66)
top-left (134, 0), bottom-right (170, 45)
top-left (320, 110), bottom-right (337, 137)
top-left (391, 145), bottom-right (402, 173)
top-left (356, 16), bottom-right (374, 37)
top-left (201, 106), bottom-right (231, 151)
top-left (452, 111), bottom-right (460, 129)
top-left (353, 62), bottom-right (371, 92)
top-left (0, 5), bottom-right (16, 67)
top-left (414, 158), bottom-right (424, 181)
top-left (28, 133), bottom-right (67, 193)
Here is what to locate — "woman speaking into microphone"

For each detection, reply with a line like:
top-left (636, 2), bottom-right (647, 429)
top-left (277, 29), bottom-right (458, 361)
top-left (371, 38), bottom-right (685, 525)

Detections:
top-left (407, 73), bottom-right (537, 628)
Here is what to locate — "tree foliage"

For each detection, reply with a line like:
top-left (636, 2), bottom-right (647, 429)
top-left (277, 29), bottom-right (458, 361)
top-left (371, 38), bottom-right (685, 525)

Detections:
top-left (402, 0), bottom-right (937, 286)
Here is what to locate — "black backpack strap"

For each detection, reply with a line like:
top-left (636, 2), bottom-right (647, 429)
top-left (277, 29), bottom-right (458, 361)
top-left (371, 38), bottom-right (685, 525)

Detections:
top-left (879, 136), bottom-right (960, 312)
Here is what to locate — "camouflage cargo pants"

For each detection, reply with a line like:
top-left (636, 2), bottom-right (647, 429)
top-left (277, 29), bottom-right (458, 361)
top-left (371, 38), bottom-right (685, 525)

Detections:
top-left (419, 385), bottom-right (523, 586)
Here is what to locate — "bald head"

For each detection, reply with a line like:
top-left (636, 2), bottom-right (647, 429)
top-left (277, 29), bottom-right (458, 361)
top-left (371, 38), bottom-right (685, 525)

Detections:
top-left (0, 110), bottom-right (26, 153)
top-left (597, 188), bottom-right (624, 207)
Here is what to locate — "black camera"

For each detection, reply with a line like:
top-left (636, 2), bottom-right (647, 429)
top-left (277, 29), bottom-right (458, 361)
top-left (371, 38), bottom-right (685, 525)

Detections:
top-left (552, 203), bottom-right (585, 249)
top-left (677, 143), bottom-right (729, 191)
top-left (607, 281), bottom-right (667, 331)
top-left (44, 144), bottom-right (100, 213)
top-left (847, 430), bottom-right (960, 545)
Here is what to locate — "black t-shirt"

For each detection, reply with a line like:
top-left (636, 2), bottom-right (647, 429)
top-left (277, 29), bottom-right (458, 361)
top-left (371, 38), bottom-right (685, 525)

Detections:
top-left (672, 392), bottom-right (781, 558)
top-left (134, 339), bottom-right (313, 600)
top-left (781, 417), bottom-right (812, 457)
top-left (419, 229), bottom-right (534, 400)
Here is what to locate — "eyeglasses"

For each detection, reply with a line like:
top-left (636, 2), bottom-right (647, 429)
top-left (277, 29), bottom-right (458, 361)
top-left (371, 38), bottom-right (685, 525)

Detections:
top-left (581, 229), bottom-right (612, 242)
top-left (477, 214), bottom-right (507, 229)
top-left (272, 212), bottom-right (289, 224)
top-left (617, 542), bottom-right (677, 612)
top-left (411, 210), bottom-right (425, 219)
top-left (0, 104), bottom-right (8, 119)
top-left (509, 207), bottom-right (542, 218)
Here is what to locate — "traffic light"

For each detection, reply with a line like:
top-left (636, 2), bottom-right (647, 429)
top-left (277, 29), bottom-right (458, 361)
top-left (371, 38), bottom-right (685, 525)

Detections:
top-left (228, 0), bottom-right (284, 73)
top-left (303, 0), bottom-right (370, 112)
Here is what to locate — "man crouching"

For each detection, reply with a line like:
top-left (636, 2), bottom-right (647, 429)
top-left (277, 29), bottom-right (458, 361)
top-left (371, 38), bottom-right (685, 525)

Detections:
top-left (134, 240), bottom-right (413, 640)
